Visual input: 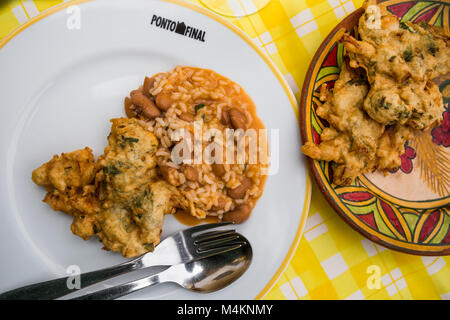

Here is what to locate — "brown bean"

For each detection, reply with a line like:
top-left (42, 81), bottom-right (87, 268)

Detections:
top-left (159, 165), bottom-right (180, 186)
top-left (141, 103), bottom-right (161, 119)
top-left (222, 204), bottom-right (252, 224)
top-left (179, 112), bottom-right (195, 122)
top-left (159, 165), bottom-right (171, 180)
top-left (124, 97), bottom-right (135, 118)
top-left (156, 92), bottom-right (173, 111)
top-left (229, 108), bottom-right (247, 130)
top-left (212, 163), bottom-right (226, 177)
top-left (212, 197), bottom-right (227, 210)
top-left (227, 176), bottom-right (252, 199)
top-left (130, 91), bottom-right (161, 119)
top-left (143, 76), bottom-right (155, 98)
top-left (221, 109), bottom-right (231, 126)
top-left (183, 166), bottom-right (198, 182)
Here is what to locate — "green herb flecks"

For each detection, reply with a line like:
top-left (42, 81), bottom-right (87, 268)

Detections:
top-left (403, 46), bottom-right (413, 62)
top-left (427, 42), bottom-right (437, 56)
top-left (144, 243), bottom-right (154, 251)
top-left (399, 21), bottom-right (416, 33)
top-left (376, 96), bottom-right (392, 110)
top-left (194, 103), bottom-right (205, 114)
top-left (383, 102), bottom-right (392, 110)
top-left (367, 60), bottom-right (377, 76)
top-left (103, 164), bottom-right (121, 176)
top-left (398, 108), bottom-right (411, 120)
top-left (120, 135), bottom-right (139, 148)
top-left (134, 197), bottom-right (143, 208)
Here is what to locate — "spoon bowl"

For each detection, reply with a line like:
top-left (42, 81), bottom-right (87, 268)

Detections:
top-left (173, 234), bottom-right (253, 293)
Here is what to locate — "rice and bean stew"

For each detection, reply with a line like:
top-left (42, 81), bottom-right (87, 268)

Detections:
top-left (125, 66), bottom-right (268, 223)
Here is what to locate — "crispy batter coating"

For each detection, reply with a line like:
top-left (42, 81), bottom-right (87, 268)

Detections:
top-left (92, 118), bottom-right (175, 257)
top-left (94, 181), bottom-right (174, 257)
top-left (33, 118), bottom-right (179, 257)
top-left (343, 0), bottom-right (448, 129)
top-left (32, 147), bottom-right (99, 216)
top-left (302, 0), bottom-right (445, 185)
top-left (96, 118), bottom-right (159, 206)
top-left (302, 64), bottom-right (413, 185)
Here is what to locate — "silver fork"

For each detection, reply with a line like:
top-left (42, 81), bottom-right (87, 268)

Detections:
top-left (0, 222), bottom-right (243, 300)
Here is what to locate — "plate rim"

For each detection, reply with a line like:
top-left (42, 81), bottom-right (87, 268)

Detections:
top-left (0, 0), bottom-right (313, 298)
top-left (299, 4), bottom-right (450, 256)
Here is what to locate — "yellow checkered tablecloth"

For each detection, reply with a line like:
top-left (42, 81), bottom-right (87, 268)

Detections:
top-left (1, 0), bottom-right (448, 300)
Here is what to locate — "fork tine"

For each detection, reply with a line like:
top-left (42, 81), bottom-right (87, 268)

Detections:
top-left (196, 235), bottom-right (243, 251)
top-left (193, 229), bottom-right (236, 244)
top-left (183, 222), bottom-right (234, 236)
top-left (195, 243), bottom-right (243, 259)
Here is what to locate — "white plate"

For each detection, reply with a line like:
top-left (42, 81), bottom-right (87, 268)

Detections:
top-left (0, 0), bottom-right (311, 299)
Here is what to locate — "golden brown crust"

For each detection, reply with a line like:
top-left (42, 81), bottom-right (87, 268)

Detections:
top-left (302, 1), bottom-right (448, 185)
top-left (32, 147), bottom-right (100, 216)
top-left (343, 2), bottom-right (448, 130)
top-left (33, 118), bottom-right (178, 258)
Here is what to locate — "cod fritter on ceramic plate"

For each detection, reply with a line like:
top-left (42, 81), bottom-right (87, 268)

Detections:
top-left (302, 0), bottom-right (449, 185)
top-left (32, 66), bottom-right (268, 258)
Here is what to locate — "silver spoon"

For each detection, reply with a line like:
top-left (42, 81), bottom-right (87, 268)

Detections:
top-left (72, 233), bottom-right (252, 299)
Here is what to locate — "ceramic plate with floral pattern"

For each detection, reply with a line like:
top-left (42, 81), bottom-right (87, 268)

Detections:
top-left (301, 0), bottom-right (449, 255)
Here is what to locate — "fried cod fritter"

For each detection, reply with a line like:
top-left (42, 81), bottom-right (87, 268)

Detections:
top-left (302, 0), bottom-right (446, 185)
top-left (302, 64), bottom-right (413, 185)
top-left (32, 118), bottom-right (178, 257)
top-left (93, 118), bottom-right (175, 257)
top-left (343, 0), bottom-right (448, 129)
top-left (32, 147), bottom-right (100, 216)
top-left (96, 118), bottom-right (159, 207)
